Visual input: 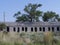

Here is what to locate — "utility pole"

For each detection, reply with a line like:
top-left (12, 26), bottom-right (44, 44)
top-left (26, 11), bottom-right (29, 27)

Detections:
top-left (3, 12), bottom-right (5, 23)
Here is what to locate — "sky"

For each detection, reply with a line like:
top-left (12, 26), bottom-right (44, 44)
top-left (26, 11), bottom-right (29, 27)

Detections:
top-left (0, 0), bottom-right (60, 22)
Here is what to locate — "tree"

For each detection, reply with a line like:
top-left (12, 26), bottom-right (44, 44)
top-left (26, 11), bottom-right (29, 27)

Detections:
top-left (14, 11), bottom-right (21, 17)
top-left (24, 3), bottom-right (42, 22)
top-left (0, 23), bottom-right (6, 31)
top-left (16, 15), bottom-right (29, 22)
top-left (14, 11), bottom-right (28, 22)
top-left (42, 11), bottom-right (59, 22)
top-left (14, 3), bottom-right (42, 22)
top-left (57, 18), bottom-right (60, 21)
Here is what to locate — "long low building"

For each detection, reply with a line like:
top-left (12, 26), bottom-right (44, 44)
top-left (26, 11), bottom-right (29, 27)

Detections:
top-left (1, 22), bottom-right (60, 33)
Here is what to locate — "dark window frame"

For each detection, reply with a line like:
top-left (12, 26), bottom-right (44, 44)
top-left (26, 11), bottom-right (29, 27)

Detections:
top-left (48, 27), bottom-right (50, 31)
top-left (7, 26), bottom-right (9, 32)
top-left (22, 27), bottom-right (24, 31)
top-left (25, 27), bottom-right (27, 32)
top-left (17, 27), bottom-right (20, 32)
top-left (35, 27), bottom-right (37, 32)
top-left (13, 27), bottom-right (16, 32)
top-left (31, 27), bottom-right (33, 32)
top-left (57, 27), bottom-right (59, 31)
top-left (52, 27), bottom-right (54, 32)
top-left (43, 27), bottom-right (45, 32)
top-left (39, 27), bottom-right (42, 31)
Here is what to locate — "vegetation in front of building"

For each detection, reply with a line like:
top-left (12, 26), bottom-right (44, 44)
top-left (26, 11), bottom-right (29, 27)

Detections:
top-left (0, 23), bottom-right (6, 31)
top-left (0, 31), bottom-right (59, 45)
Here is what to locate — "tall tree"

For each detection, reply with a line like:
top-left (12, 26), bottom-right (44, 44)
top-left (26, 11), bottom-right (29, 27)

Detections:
top-left (14, 11), bottom-right (21, 18)
top-left (14, 11), bottom-right (28, 22)
top-left (14, 3), bottom-right (42, 22)
top-left (24, 3), bottom-right (42, 22)
top-left (42, 11), bottom-right (59, 22)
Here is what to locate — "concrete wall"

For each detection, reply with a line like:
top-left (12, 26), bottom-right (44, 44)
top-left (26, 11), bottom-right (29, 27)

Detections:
top-left (2, 22), bottom-right (60, 33)
top-left (6, 26), bottom-right (60, 33)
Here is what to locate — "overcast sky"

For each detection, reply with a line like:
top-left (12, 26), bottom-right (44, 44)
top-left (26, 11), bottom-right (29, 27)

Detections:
top-left (0, 0), bottom-right (60, 22)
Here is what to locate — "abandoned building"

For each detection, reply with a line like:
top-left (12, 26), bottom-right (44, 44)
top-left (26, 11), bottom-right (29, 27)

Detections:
top-left (2, 22), bottom-right (60, 33)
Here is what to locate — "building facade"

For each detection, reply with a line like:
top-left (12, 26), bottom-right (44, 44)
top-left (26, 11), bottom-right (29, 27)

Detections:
top-left (2, 22), bottom-right (60, 33)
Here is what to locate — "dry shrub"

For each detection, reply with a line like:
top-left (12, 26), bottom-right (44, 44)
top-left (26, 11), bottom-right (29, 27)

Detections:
top-left (44, 32), bottom-right (53, 45)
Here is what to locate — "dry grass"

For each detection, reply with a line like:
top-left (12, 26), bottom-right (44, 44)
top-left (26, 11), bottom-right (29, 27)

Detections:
top-left (0, 31), bottom-right (59, 45)
top-left (0, 31), bottom-right (23, 45)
